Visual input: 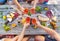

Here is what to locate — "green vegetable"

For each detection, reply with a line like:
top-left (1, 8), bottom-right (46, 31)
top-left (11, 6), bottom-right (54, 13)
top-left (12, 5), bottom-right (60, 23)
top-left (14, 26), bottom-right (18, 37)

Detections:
top-left (3, 25), bottom-right (11, 31)
top-left (35, 6), bottom-right (41, 13)
top-left (28, 11), bottom-right (31, 16)
top-left (41, 22), bottom-right (46, 26)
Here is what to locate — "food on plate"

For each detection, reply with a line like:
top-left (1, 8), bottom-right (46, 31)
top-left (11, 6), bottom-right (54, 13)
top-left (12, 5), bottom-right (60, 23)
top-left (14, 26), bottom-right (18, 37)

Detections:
top-left (35, 6), bottom-right (41, 13)
top-left (46, 10), bottom-right (53, 18)
top-left (3, 25), bottom-right (11, 31)
top-left (50, 21), bottom-right (57, 30)
top-left (38, 15), bottom-right (49, 22)
top-left (7, 13), bottom-right (13, 22)
top-left (11, 23), bottom-right (17, 28)
top-left (32, 18), bottom-right (36, 25)
top-left (21, 18), bottom-right (26, 24)
top-left (7, 18), bottom-right (12, 22)
top-left (28, 11), bottom-right (31, 16)
top-left (52, 16), bottom-right (57, 22)
top-left (26, 17), bottom-right (30, 23)
top-left (10, 13), bottom-right (14, 18)
top-left (14, 12), bottom-right (19, 18)
top-left (7, 14), bottom-right (12, 18)
top-left (44, 7), bottom-right (49, 11)
top-left (7, 12), bottom-right (19, 22)
top-left (30, 8), bottom-right (35, 14)
top-left (3, 16), bottom-right (7, 20)
top-left (23, 8), bottom-right (29, 14)
top-left (41, 22), bottom-right (46, 26)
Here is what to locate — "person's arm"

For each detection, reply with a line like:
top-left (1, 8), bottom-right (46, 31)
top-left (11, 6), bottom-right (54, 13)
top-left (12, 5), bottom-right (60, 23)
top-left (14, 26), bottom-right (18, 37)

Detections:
top-left (17, 23), bottom-right (29, 41)
top-left (33, 0), bottom-right (38, 8)
top-left (39, 25), bottom-right (60, 41)
top-left (36, 20), bottom-right (60, 41)
top-left (12, 27), bottom-right (26, 41)
top-left (17, 26), bottom-right (26, 41)
top-left (13, 0), bottom-right (24, 12)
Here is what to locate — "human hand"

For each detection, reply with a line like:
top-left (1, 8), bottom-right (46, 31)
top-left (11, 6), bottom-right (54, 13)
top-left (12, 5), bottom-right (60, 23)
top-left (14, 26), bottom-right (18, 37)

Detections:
top-left (23, 23), bottom-right (30, 28)
top-left (35, 20), bottom-right (41, 27)
top-left (30, 8), bottom-right (35, 14)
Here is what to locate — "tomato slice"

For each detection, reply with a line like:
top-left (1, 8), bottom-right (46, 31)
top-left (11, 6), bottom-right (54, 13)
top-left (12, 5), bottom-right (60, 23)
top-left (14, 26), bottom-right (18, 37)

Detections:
top-left (32, 19), bottom-right (36, 25)
top-left (26, 17), bottom-right (30, 23)
top-left (23, 8), bottom-right (29, 14)
top-left (30, 8), bottom-right (35, 14)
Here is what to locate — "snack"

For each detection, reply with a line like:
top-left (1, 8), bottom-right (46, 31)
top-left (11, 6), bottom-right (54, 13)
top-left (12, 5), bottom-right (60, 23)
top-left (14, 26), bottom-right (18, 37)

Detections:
top-left (44, 7), bottom-right (49, 11)
top-left (14, 12), bottom-right (19, 18)
top-left (21, 18), bottom-right (26, 24)
top-left (41, 22), bottom-right (46, 26)
top-left (11, 23), bottom-right (17, 28)
top-left (46, 10), bottom-right (53, 18)
top-left (38, 15), bottom-right (49, 22)
top-left (50, 21), bottom-right (57, 30)
top-left (10, 13), bottom-right (14, 18)
top-left (35, 6), bottom-right (41, 13)
top-left (3, 16), bottom-right (7, 20)
top-left (3, 25), bottom-right (11, 31)
top-left (52, 16), bottom-right (57, 22)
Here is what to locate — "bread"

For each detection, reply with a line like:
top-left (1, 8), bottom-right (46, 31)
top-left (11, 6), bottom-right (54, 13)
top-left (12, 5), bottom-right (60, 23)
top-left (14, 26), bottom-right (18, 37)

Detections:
top-left (38, 14), bottom-right (49, 22)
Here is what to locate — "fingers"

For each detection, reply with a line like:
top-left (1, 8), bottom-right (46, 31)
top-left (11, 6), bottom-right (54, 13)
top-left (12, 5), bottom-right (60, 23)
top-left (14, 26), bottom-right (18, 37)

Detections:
top-left (13, 0), bottom-right (24, 11)
top-left (13, 36), bottom-right (19, 41)
top-left (24, 22), bottom-right (30, 27)
top-left (35, 35), bottom-right (45, 41)
top-left (33, 0), bottom-right (38, 8)
top-left (22, 36), bottom-right (30, 41)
